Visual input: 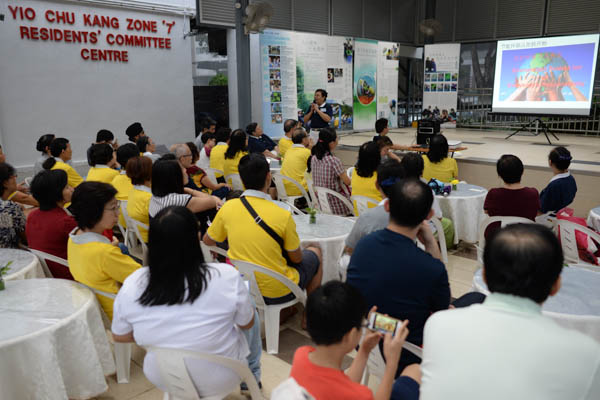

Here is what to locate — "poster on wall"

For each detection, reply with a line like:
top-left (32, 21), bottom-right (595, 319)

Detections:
top-left (423, 43), bottom-right (460, 113)
top-left (295, 32), bottom-right (328, 123)
top-left (353, 39), bottom-right (378, 130)
top-left (326, 37), bottom-right (354, 131)
top-left (260, 29), bottom-right (297, 137)
top-left (296, 34), bottom-right (354, 131)
top-left (377, 41), bottom-right (400, 128)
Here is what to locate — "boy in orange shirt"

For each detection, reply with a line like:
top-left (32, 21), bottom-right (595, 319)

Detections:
top-left (290, 281), bottom-right (420, 400)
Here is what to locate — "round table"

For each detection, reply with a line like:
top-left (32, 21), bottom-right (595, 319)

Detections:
top-left (472, 267), bottom-right (600, 343)
top-left (587, 207), bottom-right (600, 232)
top-left (0, 279), bottom-right (116, 400)
top-left (293, 214), bottom-right (354, 282)
top-left (436, 183), bottom-right (487, 244)
top-left (0, 248), bottom-right (45, 281)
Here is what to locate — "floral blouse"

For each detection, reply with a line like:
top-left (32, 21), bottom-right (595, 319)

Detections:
top-left (0, 199), bottom-right (26, 248)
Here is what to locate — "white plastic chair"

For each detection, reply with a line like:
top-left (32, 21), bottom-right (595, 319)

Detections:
top-left (27, 249), bottom-right (132, 384)
top-left (304, 172), bottom-right (319, 211)
top-left (360, 339), bottom-right (423, 385)
top-left (557, 219), bottom-right (600, 265)
top-left (350, 195), bottom-right (378, 216)
top-left (271, 377), bottom-right (315, 400)
top-left (271, 172), bottom-right (315, 208)
top-left (121, 202), bottom-right (148, 263)
top-left (313, 186), bottom-right (355, 216)
top-left (430, 218), bottom-right (448, 265)
top-left (231, 259), bottom-right (307, 355)
top-left (147, 346), bottom-right (263, 400)
top-left (200, 242), bottom-right (228, 263)
top-left (477, 216), bottom-right (535, 266)
top-left (225, 173), bottom-right (244, 191)
top-left (116, 200), bottom-right (128, 239)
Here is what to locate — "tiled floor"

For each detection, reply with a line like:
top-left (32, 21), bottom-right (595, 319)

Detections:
top-left (96, 248), bottom-right (479, 399)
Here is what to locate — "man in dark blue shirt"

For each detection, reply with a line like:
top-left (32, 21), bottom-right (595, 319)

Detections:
top-left (303, 89), bottom-right (333, 132)
top-left (346, 178), bottom-right (450, 369)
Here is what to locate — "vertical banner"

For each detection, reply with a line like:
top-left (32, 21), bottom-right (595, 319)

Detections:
top-left (353, 39), bottom-right (378, 130)
top-left (326, 37), bottom-right (354, 131)
top-left (295, 32), bottom-right (328, 122)
top-left (260, 29), bottom-right (297, 137)
top-left (377, 41), bottom-right (400, 128)
top-left (423, 43), bottom-right (460, 112)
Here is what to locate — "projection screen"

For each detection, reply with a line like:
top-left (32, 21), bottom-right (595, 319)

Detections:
top-left (492, 34), bottom-right (599, 116)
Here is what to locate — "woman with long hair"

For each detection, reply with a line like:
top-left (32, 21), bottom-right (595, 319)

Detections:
top-left (111, 206), bottom-right (262, 396)
top-left (422, 134), bottom-right (458, 183)
top-left (310, 127), bottom-right (351, 215)
top-left (223, 129), bottom-right (249, 179)
top-left (149, 159), bottom-right (222, 234)
top-left (350, 141), bottom-right (382, 214)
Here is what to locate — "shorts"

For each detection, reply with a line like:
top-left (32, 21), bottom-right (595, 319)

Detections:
top-left (263, 249), bottom-right (320, 305)
top-left (391, 376), bottom-right (419, 400)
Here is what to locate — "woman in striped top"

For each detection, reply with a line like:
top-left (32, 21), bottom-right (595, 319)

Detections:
top-left (149, 159), bottom-right (222, 234)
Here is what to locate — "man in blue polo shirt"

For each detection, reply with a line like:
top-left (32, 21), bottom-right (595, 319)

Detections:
top-left (346, 178), bottom-right (450, 370)
top-left (303, 89), bottom-right (333, 141)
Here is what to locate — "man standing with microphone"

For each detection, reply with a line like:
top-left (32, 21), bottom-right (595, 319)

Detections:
top-left (303, 89), bottom-right (333, 142)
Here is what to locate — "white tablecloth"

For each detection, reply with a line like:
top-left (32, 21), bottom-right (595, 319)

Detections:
top-left (293, 214), bottom-right (354, 282)
top-left (472, 267), bottom-right (600, 343)
top-left (0, 279), bottom-right (116, 400)
top-left (587, 207), bottom-right (600, 232)
top-left (436, 183), bottom-right (487, 244)
top-left (1, 248), bottom-right (45, 281)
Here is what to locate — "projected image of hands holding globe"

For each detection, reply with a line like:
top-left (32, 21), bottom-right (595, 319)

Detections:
top-left (494, 35), bottom-right (598, 115)
top-left (506, 69), bottom-right (588, 103)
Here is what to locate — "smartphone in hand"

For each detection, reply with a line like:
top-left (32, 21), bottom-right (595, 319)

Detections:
top-left (367, 312), bottom-right (401, 336)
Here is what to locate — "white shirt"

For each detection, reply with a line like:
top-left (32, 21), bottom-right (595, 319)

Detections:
top-left (112, 264), bottom-right (254, 396)
top-left (143, 151), bottom-right (160, 163)
top-left (197, 146), bottom-right (210, 170)
top-left (420, 293), bottom-right (600, 400)
top-left (549, 170), bottom-right (571, 183)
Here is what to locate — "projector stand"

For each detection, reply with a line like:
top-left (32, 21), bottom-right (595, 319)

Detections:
top-left (505, 118), bottom-right (559, 145)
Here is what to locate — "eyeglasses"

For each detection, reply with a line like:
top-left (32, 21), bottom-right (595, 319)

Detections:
top-left (104, 200), bottom-right (121, 214)
top-left (181, 153), bottom-right (193, 158)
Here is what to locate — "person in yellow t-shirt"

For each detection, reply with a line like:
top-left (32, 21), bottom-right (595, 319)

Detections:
top-left (223, 129), bottom-right (249, 181)
top-left (281, 128), bottom-right (311, 196)
top-left (68, 181), bottom-right (141, 320)
top-left (111, 144), bottom-right (139, 228)
top-left (204, 153), bottom-right (322, 305)
top-left (126, 156), bottom-right (153, 242)
top-left (350, 141), bottom-right (383, 215)
top-left (209, 127), bottom-right (232, 181)
top-left (86, 143), bottom-right (119, 183)
top-left (278, 119), bottom-right (300, 159)
top-left (422, 134), bottom-right (458, 183)
top-left (42, 137), bottom-right (84, 189)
